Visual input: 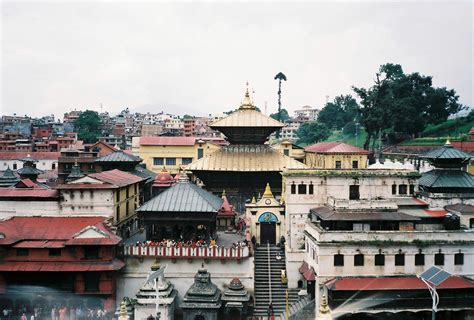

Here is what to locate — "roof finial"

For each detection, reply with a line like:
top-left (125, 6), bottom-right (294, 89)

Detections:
top-left (445, 138), bottom-right (452, 146)
top-left (222, 189), bottom-right (226, 197)
top-left (240, 82), bottom-right (255, 110)
top-left (251, 196), bottom-right (256, 204)
top-left (262, 183), bottom-right (273, 198)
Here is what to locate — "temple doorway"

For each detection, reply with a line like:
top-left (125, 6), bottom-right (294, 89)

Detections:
top-left (258, 212), bottom-right (278, 245)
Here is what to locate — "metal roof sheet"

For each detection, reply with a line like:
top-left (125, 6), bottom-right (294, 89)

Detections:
top-left (420, 143), bottom-right (472, 160)
top-left (311, 206), bottom-right (420, 221)
top-left (0, 188), bottom-right (58, 198)
top-left (137, 180), bottom-right (223, 213)
top-left (305, 141), bottom-right (369, 154)
top-left (187, 145), bottom-right (308, 172)
top-left (0, 260), bottom-right (125, 272)
top-left (89, 169), bottom-right (144, 187)
top-left (95, 150), bottom-right (142, 163)
top-left (0, 152), bottom-right (60, 160)
top-left (210, 109), bottom-right (284, 128)
top-left (420, 169), bottom-right (474, 189)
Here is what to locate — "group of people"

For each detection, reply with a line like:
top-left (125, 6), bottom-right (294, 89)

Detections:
top-left (2, 306), bottom-right (107, 320)
top-left (134, 238), bottom-right (248, 249)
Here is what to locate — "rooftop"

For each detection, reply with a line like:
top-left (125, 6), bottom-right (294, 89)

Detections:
top-left (0, 152), bottom-right (60, 160)
top-left (95, 150), bottom-right (142, 163)
top-left (304, 141), bottom-right (369, 154)
top-left (139, 136), bottom-right (198, 146)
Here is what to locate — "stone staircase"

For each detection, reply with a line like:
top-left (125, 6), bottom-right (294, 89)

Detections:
top-left (253, 244), bottom-right (300, 318)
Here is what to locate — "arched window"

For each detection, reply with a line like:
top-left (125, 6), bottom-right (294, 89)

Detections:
top-left (258, 212), bottom-right (278, 223)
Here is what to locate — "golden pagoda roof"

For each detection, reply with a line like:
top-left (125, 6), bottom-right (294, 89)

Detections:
top-left (186, 145), bottom-right (308, 172)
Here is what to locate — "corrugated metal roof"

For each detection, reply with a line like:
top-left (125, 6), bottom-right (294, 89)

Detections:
top-left (95, 150), bottom-right (142, 163)
top-left (311, 206), bottom-right (420, 221)
top-left (0, 152), bottom-right (60, 160)
top-left (210, 109), bottom-right (284, 128)
top-left (305, 141), bottom-right (369, 154)
top-left (445, 203), bottom-right (474, 214)
top-left (137, 180), bottom-right (223, 213)
top-left (0, 188), bottom-right (58, 198)
top-left (326, 276), bottom-right (474, 291)
top-left (420, 143), bottom-right (472, 160)
top-left (187, 145), bottom-right (308, 172)
top-left (420, 169), bottom-right (474, 189)
top-left (0, 260), bottom-right (125, 272)
top-left (13, 240), bottom-right (65, 248)
top-left (90, 169), bottom-right (144, 187)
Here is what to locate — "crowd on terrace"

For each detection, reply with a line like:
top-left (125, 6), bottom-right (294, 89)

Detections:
top-left (133, 238), bottom-right (248, 249)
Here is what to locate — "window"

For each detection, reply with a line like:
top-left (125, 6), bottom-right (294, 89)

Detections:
top-left (197, 148), bottom-right (204, 159)
top-left (455, 252), bottom-right (464, 265)
top-left (435, 252), bottom-right (444, 266)
top-left (398, 184), bottom-right (408, 195)
top-left (349, 185), bottom-right (360, 200)
top-left (375, 253), bottom-right (385, 266)
top-left (392, 184), bottom-right (397, 195)
top-left (84, 246), bottom-right (99, 259)
top-left (165, 158), bottom-right (176, 166)
top-left (16, 248), bottom-right (28, 256)
top-left (352, 160), bottom-right (359, 169)
top-left (470, 218), bottom-right (474, 229)
top-left (153, 157), bottom-right (164, 166)
top-left (335, 161), bottom-right (342, 169)
top-left (409, 185), bottom-right (415, 194)
top-left (116, 206), bottom-right (120, 222)
top-left (13, 163), bottom-right (17, 170)
top-left (182, 157), bottom-right (193, 165)
top-left (49, 248), bottom-right (61, 256)
top-left (52, 163), bottom-right (56, 170)
top-left (290, 184), bottom-right (296, 194)
top-left (126, 187), bottom-right (129, 199)
top-left (116, 191), bottom-right (120, 202)
top-left (395, 253), bottom-right (405, 266)
top-left (298, 183), bottom-right (306, 195)
top-left (415, 252), bottom-right (425, 266)
top-left (283, 149), bottom-right (290, 156)
top-left (354, 254), bottom-right (364, 266)
top-left (334, 254), bottom-right (344, 266)
top-left (84, 273), bottom-right (100, 292)
top-left (308, 184), bottom-right (314, 195)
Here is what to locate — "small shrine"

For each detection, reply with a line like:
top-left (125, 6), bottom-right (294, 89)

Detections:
top-left (16, 155), bottom-right (43, 181)
top-left (66, 162), bottom-right (85, 182)
top-left (152, 168), bottom-right (176, 196)
top-left (221, 278), bottom-right (250, 319)
top-left (0, 167), bottom-right (19, 187)
top-left (134, 261), bottom-right (177, 320)
top-left (246, 183), bottom-right (285, 245)
top-left (180, 265), bottom-right (222, 320)
top-left (217, 190), bottom-right (236, 230)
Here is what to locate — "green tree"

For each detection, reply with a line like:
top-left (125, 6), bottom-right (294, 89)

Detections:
top-left (74, 110), bottom-right (102, 143)
top-left (353, 63), bottom-right (464, 150)
top-left (270, 109), bottom-right (290, 122)
top-left (318, 95), bottom-right (359, 130)
top-left (182, 114), bottom-right (194, 119)
top-left (296, 121), bottom-right (330, 145)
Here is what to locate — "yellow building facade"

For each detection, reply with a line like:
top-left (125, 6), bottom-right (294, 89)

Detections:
top-left (304, 141), bottom-right (368, 169)
top-left (133, 136), bottom-right (220, 174)
top-left (271, 140), bottom-right (305, 163)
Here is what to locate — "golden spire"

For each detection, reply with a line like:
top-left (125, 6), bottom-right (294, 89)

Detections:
top-left (222, 189), bottom-right (226, 197)
top-left (318, 294), bottom-right (330, 315)
top-left (262, 183), bottom-right (273, 198)
top-left (118, 301), bottom-right (128, 320)
top-left (251, 196), bottom-right (256, 204)
top-left (240, 82), bottom-right (255, 110)
top-left (445, 138), bottom-right (452, 146)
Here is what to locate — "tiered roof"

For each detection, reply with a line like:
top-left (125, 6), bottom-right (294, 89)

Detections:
top-left (305, 141), bottom-right (369, 154)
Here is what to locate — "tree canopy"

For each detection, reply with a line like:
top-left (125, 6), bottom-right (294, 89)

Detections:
top-left (74, 110), bottom-right (102, 143)
top-left (317, 95), bottom-right (359, 130)
top-left (270, 109), bottom-right (290, 122)
top-left (296, 121), bottom-right (330, 145)
top-left (353, 63), bottom-right (464, 150)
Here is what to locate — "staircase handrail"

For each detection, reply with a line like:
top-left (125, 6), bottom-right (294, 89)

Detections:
top-left (267, 242), bottom-right (272, 305)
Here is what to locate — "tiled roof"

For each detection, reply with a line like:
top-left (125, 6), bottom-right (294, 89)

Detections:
top-left (0, 152), bottom-right (60, 160)
top-left (445, 203), bottom-right (474, 214)
top-left (95, 151), bottom-right (142, 163)
top-left (0, 216), bottom-right (120, 246)
top-left (0, 260), bottom-right (125, 272)
top-left (420, 142), bottom-right (472, 160)
top-left (187, 145), bottom-right (308, 172)
top-left (210, 109), bottom-right (284, 128)
top-left (305, 141), bottom-right (369, 154)
top-left (139, 136), bottom-right (197, 146)
top-left (131, 166), bottom-right (157, 182)
top-left (326, 276), bottom-right (474, 291)
top-left (89, 169), bottom-right (144, 187)
top-left (138, 179), bottom-right (223, 213)
top-left (420, 169), bottom-right (474, 189)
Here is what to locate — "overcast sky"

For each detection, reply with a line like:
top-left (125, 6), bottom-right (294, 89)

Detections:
top-left (1, 1), bottom-right (472, 119)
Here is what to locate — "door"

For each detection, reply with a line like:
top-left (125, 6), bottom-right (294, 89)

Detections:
top-left (260, 223), bottom-right (276, 245)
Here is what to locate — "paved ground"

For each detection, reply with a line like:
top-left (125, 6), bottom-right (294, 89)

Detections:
top-left (122, 230), bottom-right (244, 247)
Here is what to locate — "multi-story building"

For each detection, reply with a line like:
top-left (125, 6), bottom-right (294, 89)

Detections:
top-left (63, 110), bottom-right (82, 123)
top-left (0, 151), bottom-right (59, 171)
top-left (183, 118), bottom-right (196, 136)
top-left (294, 106), bottom-right (319, 121)
top-left (0, 216), bottom-right (124, 311)
top-left (304, 141), bottom-right (369, 169)
top-left (140, 124), bottom-right (163, 137)
top-left (280, 119), bottom-right (302, 141)
top-left (133, 136), bottom-right (220, 174)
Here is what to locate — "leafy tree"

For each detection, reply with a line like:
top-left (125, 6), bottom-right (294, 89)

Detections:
top-left (182, 114), bottom-right (194, 119)
top-left (318, 95), bottom-right (359, 130)
top-left (270, 109), bottom-right (290, 122)
top-left (296, 121), bottom-right (330, 145)
top-left (74, 110), bottom-right (102, 143)
top-left (353, 63), bottom-right (464, 150)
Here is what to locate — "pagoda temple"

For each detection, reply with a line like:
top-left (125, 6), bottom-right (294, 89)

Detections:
top-left (0, 167), bottom-right (19, 187)
top-left (180, 265), bottom-right (222, 320)
top-left (16, 155), bottom-right (44, 182)
top-left (187, 87), bottom-right (307, 211)
top-left (419, 140), bottom-right (474, 208)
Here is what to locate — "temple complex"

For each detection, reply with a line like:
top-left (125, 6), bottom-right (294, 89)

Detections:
top-left (216, 190), bottom-right (236, 230)
top-left (187, 87), bottom-right (307, 211)
top-left (0, 167), bottom-right (19, 187)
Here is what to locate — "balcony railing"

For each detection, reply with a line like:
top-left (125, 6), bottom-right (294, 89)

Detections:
top-left (123, 245), bottom-right (249, 260)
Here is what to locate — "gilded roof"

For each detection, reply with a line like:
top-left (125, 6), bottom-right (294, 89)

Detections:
top-left (210, 109), bottom-right (284, 128)
top-left (186, 145), bottom-right (308, 172)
